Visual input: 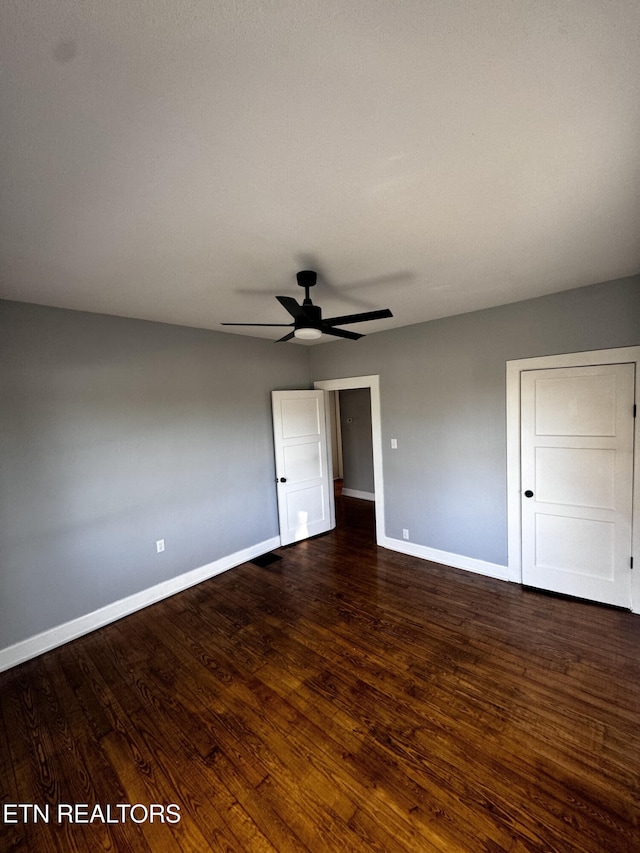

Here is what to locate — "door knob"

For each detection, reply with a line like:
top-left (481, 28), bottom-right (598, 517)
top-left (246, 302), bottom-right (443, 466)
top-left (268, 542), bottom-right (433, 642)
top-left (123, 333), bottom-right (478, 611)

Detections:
top-left (279, 477), bottom-right (287, 483)
top-left (524, 489), bottom-right (534, 498)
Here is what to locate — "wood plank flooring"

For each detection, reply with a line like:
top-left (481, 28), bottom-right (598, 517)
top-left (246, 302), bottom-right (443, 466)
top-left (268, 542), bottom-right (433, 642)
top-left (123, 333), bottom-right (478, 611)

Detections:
top-left (2, 496), bottom-right (640, 851)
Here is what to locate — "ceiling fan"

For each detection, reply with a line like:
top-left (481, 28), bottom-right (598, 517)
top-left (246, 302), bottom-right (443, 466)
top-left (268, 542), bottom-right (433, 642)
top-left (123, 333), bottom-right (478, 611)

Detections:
top-left (222, 270), bottom-right (393, 342)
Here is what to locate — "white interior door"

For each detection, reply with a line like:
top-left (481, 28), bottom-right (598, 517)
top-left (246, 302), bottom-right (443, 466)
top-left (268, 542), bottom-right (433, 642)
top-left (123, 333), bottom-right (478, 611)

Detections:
top-left (521, 363), bottom-right (635, 607)
top-left (272, 390), bottom-right (334, 546)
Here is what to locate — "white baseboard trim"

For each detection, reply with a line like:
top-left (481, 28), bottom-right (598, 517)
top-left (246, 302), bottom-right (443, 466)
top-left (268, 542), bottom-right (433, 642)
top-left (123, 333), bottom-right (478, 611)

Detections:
top-left (380, 536), bottom-right (509, 582)
top-left (341, 488), bottom-right (375, 501)
top-left (0, 536), bottom-right (281, 674)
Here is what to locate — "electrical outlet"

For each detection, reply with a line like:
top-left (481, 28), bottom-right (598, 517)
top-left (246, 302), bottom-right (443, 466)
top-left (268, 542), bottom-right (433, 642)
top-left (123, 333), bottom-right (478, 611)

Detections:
top-left (156, 539), bottom-right (165, 553)
top-left (402, 529), bottom-right (409, 540)
top-left (391, 438), bottom-right (398, 449)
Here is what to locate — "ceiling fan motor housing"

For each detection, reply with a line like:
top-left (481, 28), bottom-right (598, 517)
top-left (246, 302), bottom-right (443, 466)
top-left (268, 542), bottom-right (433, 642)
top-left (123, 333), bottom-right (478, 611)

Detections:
top-left (297, 302), bottom-right (322, 330)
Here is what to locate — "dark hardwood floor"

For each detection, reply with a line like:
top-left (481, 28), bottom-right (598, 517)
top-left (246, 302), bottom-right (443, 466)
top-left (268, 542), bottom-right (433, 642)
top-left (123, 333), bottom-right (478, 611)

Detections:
top-left (2, 496), bottom-right (639, 851)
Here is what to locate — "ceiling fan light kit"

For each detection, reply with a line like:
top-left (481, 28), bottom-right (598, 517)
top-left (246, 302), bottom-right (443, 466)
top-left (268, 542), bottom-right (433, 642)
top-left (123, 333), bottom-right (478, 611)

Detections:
top-left (294, 327), bottom-right (322, 340)
top-left (222, 269), bottom-right (393, 343)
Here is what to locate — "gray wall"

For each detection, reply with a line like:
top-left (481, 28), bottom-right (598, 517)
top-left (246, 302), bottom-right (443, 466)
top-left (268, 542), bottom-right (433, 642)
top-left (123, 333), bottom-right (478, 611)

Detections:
top-left (2, 276), bottom-right (639, 652)
top-left (310, 277), bottom-right (640, 566)
top-left (0, 301), bottom-right (311, 649)
top-left (339, 389), bottom-right (374, 494)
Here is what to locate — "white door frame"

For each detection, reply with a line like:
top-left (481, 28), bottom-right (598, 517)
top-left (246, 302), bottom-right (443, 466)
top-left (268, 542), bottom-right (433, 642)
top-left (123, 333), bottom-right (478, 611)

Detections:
top-left (314, 375), bottom-right (386, 545)
top-left (329, 390), bottom-right (344, 480)
top-left (506, 346), bottom-right (640, 613)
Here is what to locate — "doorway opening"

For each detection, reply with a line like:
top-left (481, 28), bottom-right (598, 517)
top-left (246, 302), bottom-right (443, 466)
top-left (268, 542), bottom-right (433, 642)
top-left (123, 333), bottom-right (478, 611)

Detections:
top-left (314, 375), bottom-right (386, 546)
top-left (327, 387), bottom-right (375, 540)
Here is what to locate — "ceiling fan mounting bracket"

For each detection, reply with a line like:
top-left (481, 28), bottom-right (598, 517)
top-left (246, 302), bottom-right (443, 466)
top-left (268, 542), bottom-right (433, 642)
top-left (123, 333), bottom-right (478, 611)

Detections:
top-left (296, 270), bottom-right (317, 289)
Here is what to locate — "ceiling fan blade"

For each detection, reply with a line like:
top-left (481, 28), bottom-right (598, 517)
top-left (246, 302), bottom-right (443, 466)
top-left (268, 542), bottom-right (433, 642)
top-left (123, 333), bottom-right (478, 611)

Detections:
top-left (276, 295), bottom-right (307, 319)
top-left (323, 308), bottom-right (393, 326)
top-left (275, 331), bottom-right (296, 343)
top-left (320, 325), bottom-right (364, 341)
top-left (221, 322), bottom-right (293, 327)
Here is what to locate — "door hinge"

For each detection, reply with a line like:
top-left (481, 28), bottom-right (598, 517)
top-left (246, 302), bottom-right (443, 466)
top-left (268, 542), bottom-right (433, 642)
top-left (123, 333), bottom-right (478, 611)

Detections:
top-left (631, 557), bottom-right (634, 569)
top-left (634, 403), bottom-right (637, 418)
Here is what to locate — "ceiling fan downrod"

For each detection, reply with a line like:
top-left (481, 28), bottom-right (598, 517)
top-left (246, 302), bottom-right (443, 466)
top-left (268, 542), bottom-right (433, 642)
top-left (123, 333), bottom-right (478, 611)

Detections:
top-left (296, 269), bottom-right (317, 305)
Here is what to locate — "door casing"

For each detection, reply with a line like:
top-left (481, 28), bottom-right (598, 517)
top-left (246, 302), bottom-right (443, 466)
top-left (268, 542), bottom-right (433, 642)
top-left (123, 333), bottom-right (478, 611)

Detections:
top-left (506, 346), bottom-right (640, 613)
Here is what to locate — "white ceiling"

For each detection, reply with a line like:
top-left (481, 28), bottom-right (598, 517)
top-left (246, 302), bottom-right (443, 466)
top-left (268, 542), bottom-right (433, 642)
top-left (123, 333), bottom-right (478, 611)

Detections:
top-left (1, 1), bottom-right (639, 343)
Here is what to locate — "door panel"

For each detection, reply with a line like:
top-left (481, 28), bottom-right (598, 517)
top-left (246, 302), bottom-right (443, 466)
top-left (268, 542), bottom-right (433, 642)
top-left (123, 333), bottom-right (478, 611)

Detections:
top-left (272, 390), bottom-right (334, 546)
top-left (533, 373), bottom-right (617, 436)
top-left (281, 397), bottom-right (322, 438)
top-left (535, 447), bottom-right (615, 508)
top-left (283, 440), bottom-right (323, 482)
top-left (521, 363), bottom-right (634, 607)
top-left (284, 485), bottom-right (327, 533)
top-left (534, 514), bottom-right (615, 579)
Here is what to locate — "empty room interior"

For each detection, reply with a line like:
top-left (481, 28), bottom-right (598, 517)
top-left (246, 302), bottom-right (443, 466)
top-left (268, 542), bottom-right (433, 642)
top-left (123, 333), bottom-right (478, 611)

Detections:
top-left (1, 2), bottom-right (640, 851)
